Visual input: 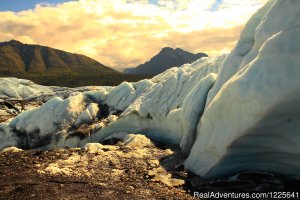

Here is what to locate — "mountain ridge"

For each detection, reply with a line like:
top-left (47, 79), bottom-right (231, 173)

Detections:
top-left (0, 40), bottom-right (115, 74)
top-left (124, 47), bottom-right (207, 75)
top-left (0, 40), bottom-right (150, 87)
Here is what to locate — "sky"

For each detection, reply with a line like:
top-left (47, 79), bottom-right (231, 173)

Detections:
top-left (0, 0), bottom-right (73, 12)
top-left (0, 0), bottom-right (268, 70)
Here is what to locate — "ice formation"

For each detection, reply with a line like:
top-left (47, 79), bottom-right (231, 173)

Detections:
top-left (1, 0), bottom-right (300, 178)
top-left (0, 78), bottom-right (53, 99)
top-left (185, 0), bottom-right (300, 178)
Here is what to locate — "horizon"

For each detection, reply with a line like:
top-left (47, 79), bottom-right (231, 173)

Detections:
top-left (0, 0), bottom-right (268, 70)
top-left (0, 38), bottom-right (204, 71)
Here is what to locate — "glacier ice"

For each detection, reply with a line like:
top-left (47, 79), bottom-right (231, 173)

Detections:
top-left (74, 103), bottom-right (99, 127)
top-left (185, 0), bottom-right (300, 178)
top-left (1, 0), bottom-right (300, 179)
top-left (0, 94), bottom-right (86, 149)
top-left (0, 77), bottom-right (53, 99)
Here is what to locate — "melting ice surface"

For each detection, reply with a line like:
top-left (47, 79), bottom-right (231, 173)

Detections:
top-left (1, 0), bottom-right (300, 178)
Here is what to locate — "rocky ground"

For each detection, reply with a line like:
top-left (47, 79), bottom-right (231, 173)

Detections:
top-left (0, 137), bottom-right (300, 200)
top-left (0, 138), bottom-right (192, 200)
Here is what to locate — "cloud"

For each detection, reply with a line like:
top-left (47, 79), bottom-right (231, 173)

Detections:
top-left (0, 0), bottom-right (266, 69)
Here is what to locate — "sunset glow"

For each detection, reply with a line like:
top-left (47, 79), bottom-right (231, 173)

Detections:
top-left (0, 0), bottom-right (267, 69)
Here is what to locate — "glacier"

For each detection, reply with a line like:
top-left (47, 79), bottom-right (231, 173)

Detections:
top-left (0, 78), bottom-right (53, 99)
top-left (1, 0), bottom-right (300, 179)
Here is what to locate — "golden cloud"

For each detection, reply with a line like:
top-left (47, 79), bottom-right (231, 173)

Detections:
top-left (0, 0), bottom-right (265, 70)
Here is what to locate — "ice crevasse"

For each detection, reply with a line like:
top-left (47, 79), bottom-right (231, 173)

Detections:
top-left (1, 0), bottom-right (300, 178)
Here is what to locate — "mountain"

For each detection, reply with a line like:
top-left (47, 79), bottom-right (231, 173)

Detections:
top-left (0, 40), bottom-right (149, 86)
top-left (0, 40), bottom-right (115, 74)
top-left (124, 47), bottom-right (207, 75)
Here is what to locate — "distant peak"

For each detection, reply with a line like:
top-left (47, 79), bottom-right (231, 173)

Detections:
top-left (0, 40), bottom-right (24, 47)
top-left (160, 47), bottom-right (188, 54)
top-left (0, 40), bottom-right (24, 48)
top-left (174, 48), bottom-right (187, 53)
top-left (162, 47), bottom-right (173, 50)
top-left (161, 47), bottom-right (174, 52)
top-left (8, 39), bottom-right (23, 44)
